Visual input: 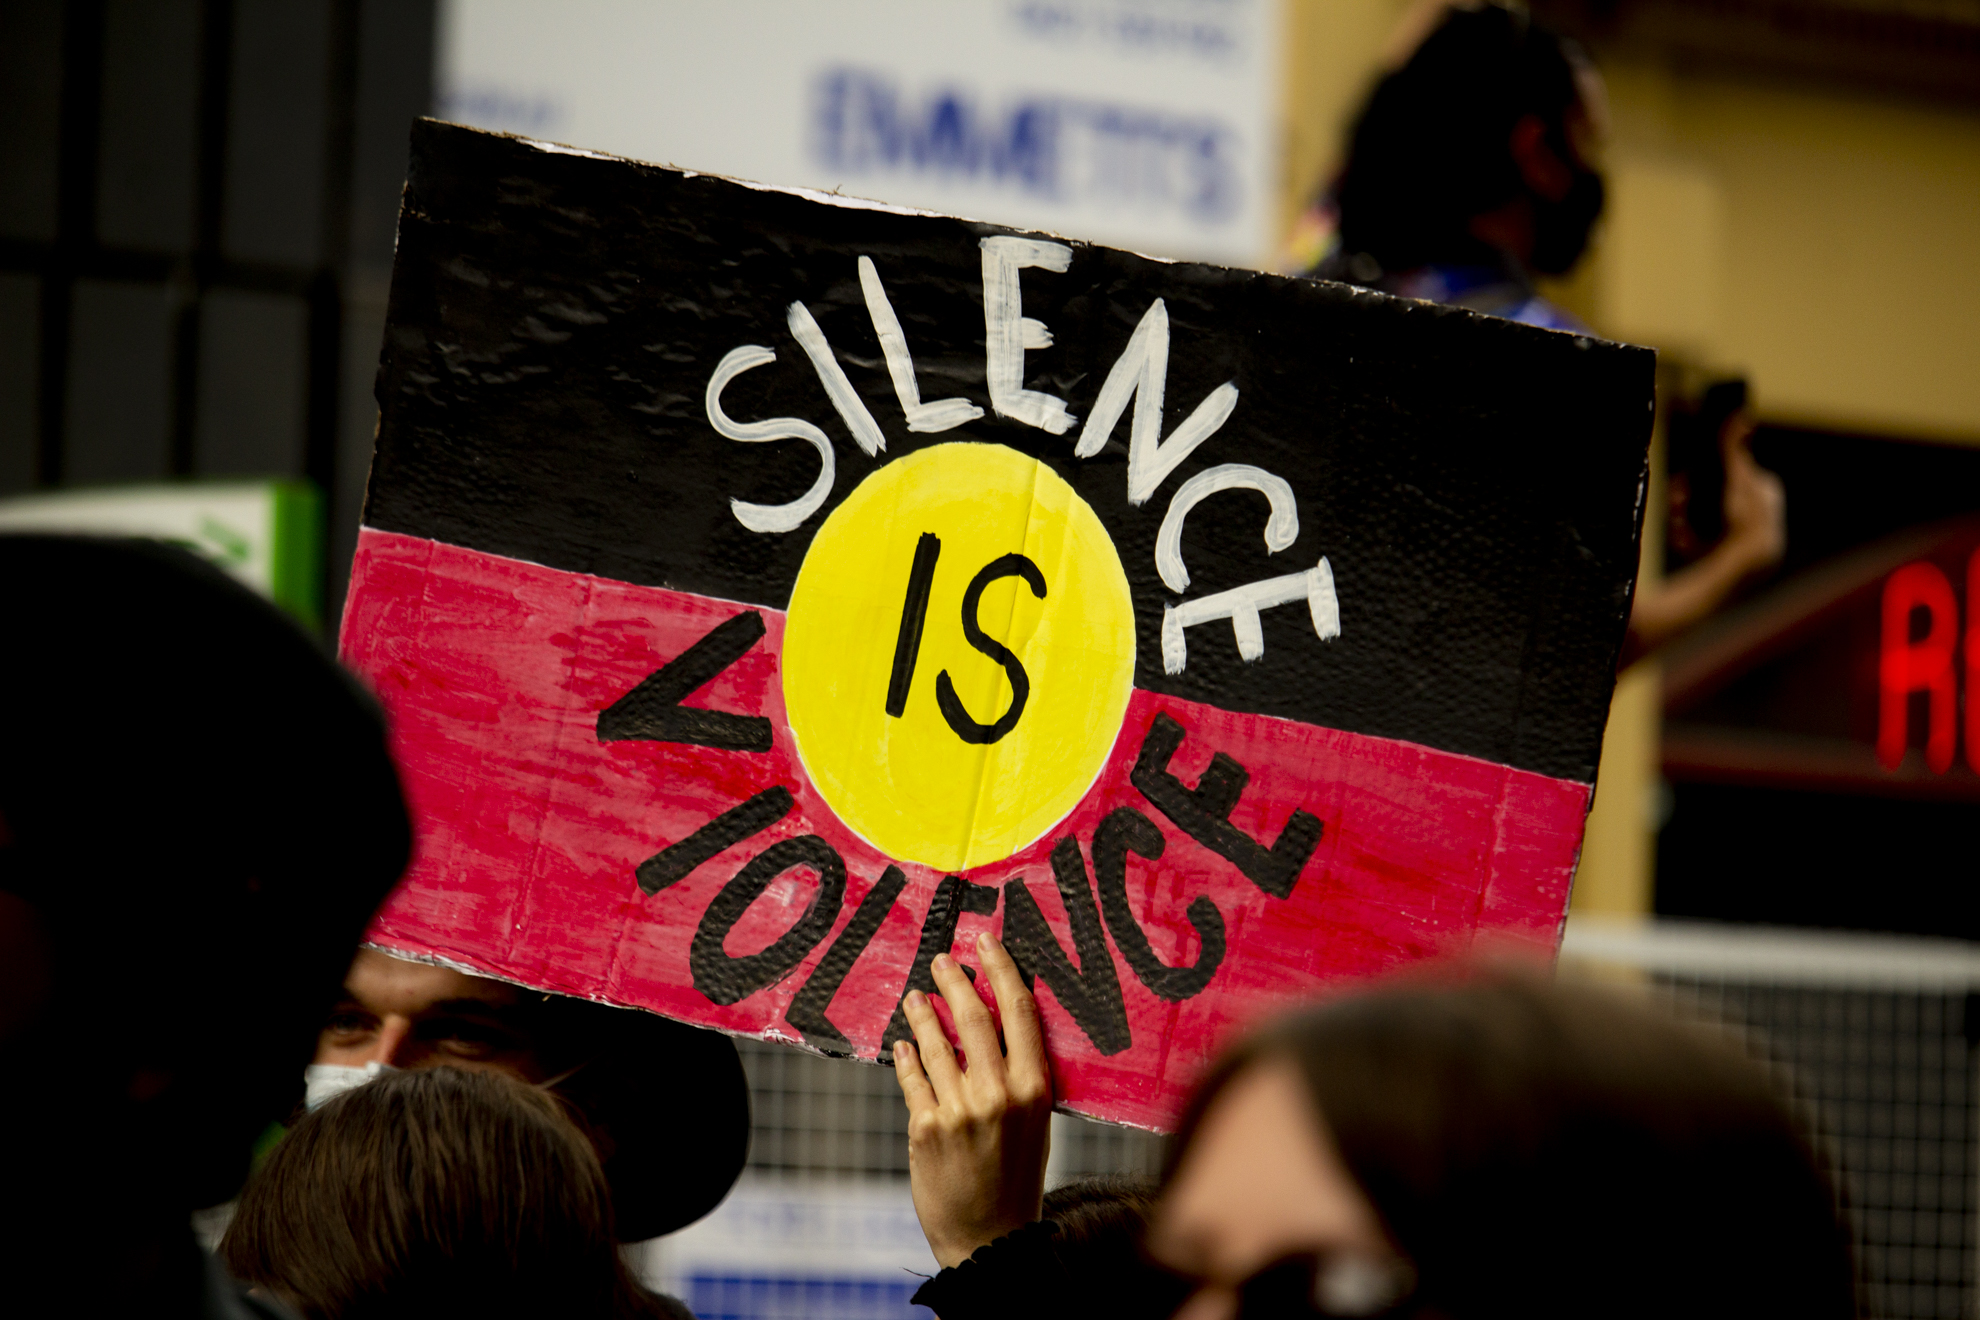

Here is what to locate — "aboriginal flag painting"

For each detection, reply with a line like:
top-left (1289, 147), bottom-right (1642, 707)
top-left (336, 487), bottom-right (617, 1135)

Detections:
top-left (341, 120), bottom-right (1654, 1130)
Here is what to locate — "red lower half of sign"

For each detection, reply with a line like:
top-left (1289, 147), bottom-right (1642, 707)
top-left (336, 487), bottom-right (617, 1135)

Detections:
top-left (341, 528), bottom-right (1590, 1130)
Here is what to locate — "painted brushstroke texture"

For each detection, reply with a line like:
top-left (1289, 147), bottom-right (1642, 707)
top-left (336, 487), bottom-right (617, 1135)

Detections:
top-left (343, 528), bottom-right (1585, 1130)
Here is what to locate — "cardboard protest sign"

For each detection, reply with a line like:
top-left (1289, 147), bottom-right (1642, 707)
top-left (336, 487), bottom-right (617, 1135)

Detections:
top-left (341, 120), bottom-right (1652, 1129)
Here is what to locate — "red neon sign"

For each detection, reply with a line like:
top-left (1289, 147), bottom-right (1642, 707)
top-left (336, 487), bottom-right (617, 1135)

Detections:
top-left (1878, 556), bottom-right (1965, 773)
top-left (1968, 550), bottom-right (1980, 772)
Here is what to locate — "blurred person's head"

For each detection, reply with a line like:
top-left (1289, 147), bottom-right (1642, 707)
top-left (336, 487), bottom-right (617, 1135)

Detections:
top-left (0, 535), bottom-right (410, 1300)
top-left (1148, 971), bottom-right (1854, 1320)
top-left (223, 1065), bottom-right (665, 1320)
top-left (1329, 3), bottom-right (1606, 282)
top-left (307, 946), bottom-right (753, 1243)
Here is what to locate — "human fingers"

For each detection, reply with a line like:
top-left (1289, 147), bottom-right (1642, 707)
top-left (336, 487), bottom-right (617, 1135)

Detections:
top-left (1751, 469), bottom-right (1787, 559)
top-left (1722, 459), bottom-right (1756, 518)
top-left (1722, 449), bottom-right (1765, 517)
top-left (1723, 456), bottom-right (1785, 561)
top-left (1759, 467), bottom-right (1785, 511)
top-left (976, 933), bottom-right (1049, 1101)
top-left (1723, 434), bottom-right (1755, 477)
top-left (1726, 438), bottom-right (1775, 501)
top-left (903, 987), bottom-right (965, 1100)
top-left (893, 1038), bottom-right (940, 1116)
top-left (931, 951), bottom-right (1004, 1082)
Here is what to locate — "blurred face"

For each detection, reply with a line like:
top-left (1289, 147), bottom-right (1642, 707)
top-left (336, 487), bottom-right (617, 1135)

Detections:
top-left (313, 948), bottom-right (543, 1080)
top-left (1502, 60), bottom-right (1609, 278)
top-left (1149, 1059), bottom-right (1402, 1320)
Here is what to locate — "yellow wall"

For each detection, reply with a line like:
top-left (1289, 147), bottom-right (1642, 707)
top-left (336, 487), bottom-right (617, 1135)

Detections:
top-left (1593, 62), bottom-right (1980, 444)
top-left (1277, 0), bottom-right (1980, 917)
top-left (1281, 2), bottom-right (1980, 443)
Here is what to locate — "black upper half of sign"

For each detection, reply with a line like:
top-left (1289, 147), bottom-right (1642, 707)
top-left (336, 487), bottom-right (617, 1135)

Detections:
top-left (366, 120), bottom-right (1653, 784)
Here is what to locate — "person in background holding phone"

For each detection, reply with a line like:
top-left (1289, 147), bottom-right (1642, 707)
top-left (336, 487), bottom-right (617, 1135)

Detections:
top-left (1303, 3), bottom-right (1785, 662)
top-left (1646, 377), bottom-right (1786, 654)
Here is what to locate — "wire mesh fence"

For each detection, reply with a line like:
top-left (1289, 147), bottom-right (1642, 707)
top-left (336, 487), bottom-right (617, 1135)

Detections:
top-left (672, 920), bottom-right (1980, 1320)
top-left (735, 1037), bottom-right (912, 1179)
top-left (1562, 918), bottom-right (1980, 1320)
top-left (731, 1036), bottom-right (1166, 1184)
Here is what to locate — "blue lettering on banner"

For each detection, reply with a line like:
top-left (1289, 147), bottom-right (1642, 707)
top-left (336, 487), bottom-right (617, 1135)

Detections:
top-left (811, 69), bottom-right (1241, 226)
top-left (438, 85), bottom-right (567, 137)
top-left (688, 1274), bottom-right (932, 1320)
top-left (1008, 0), bottom-right (1245, 61)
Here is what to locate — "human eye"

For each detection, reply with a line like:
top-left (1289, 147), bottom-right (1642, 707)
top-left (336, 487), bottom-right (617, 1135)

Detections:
top-left (424, 1016), bottom-right (523, 1059)
top-left (320, 1007), bottom-right (377, 1043)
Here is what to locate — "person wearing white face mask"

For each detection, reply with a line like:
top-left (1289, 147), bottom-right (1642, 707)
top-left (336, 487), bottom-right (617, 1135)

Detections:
top-left (301, 946), bottom-right (548, 1109)
top-left (296, 944), bottom-right (754, 1246)
top-left (301, 1059), bottom-right (396, 1112)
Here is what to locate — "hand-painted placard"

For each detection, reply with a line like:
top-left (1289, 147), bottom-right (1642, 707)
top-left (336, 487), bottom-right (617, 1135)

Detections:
top-left (341, 120), bottom-right (1653, 1130)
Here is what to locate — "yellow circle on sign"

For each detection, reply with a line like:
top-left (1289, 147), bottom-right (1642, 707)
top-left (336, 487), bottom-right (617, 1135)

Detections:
top-left (782, 442), bottom-right (1136, 872)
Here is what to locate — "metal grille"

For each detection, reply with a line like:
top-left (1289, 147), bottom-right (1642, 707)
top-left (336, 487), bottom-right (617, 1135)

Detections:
top-left (1667, 981), bottom-right (1976, 1320)
top-left (733, 1037), bottom-right (1166, 1183)
top-left (1564, 918), bottom-right (1980, 1320)
top-left (1047, 1111), bottom-right (1166, 1184)
top-left (686, 1274), bottom-right (923, 1320)
top-left (736, 1038), bottom-right (912, 1178)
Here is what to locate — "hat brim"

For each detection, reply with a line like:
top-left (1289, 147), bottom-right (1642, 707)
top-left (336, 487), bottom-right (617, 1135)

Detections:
top-left (538, 1000), bottom-right (753, 1242)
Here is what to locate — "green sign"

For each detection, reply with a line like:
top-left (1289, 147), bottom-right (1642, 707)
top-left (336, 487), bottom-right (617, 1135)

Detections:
top-left (0, 481), bottom-right (323, 628)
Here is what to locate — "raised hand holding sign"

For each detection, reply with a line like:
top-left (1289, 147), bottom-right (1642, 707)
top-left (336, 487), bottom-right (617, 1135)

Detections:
top-left (894, 933), bottom-right (1054, 1269)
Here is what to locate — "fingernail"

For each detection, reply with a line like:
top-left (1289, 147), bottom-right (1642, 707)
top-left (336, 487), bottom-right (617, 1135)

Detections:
top-left (893, 1040), bottom-right (909, 1059)
top-left (933, 953), bottom-right (955, 973)
top-left (905, 989), bottom-right (925, 1009)
top-left (977, 931), bottom-right (993, 950)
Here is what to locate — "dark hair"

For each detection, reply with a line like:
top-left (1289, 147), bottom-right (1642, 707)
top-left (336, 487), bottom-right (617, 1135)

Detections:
top-left (1044, 1175), bottom-right (1156, 1260)
top-left (1332, 5), bottom-right (1591, 276)
top-left (1168, 972), bottom-right (1855, 1320)
top-left (1042, 1175), bottom-right (1164, 1316)
top-left (523, 995), bottom-right (754, 1242)
top-left (223, 1067), bottom-right (666, 1320)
